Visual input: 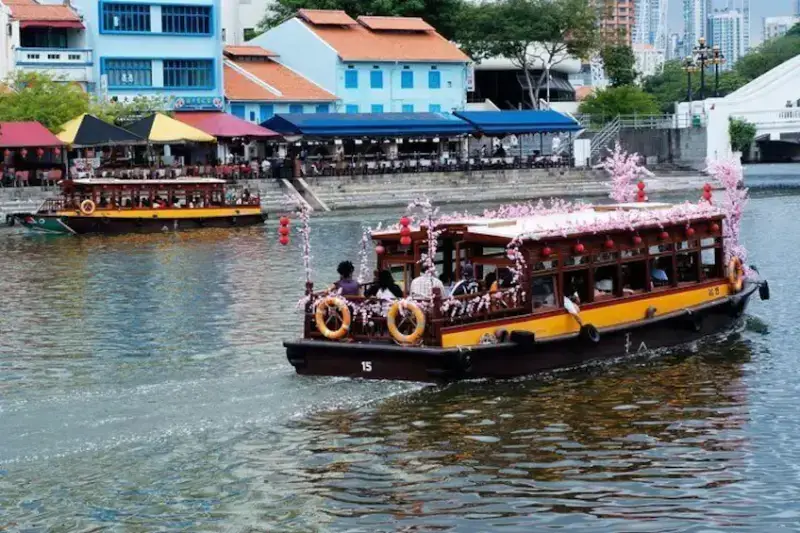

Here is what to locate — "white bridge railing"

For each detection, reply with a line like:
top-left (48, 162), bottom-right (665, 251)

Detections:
top-left (732, 109), bottom-right (800, 130)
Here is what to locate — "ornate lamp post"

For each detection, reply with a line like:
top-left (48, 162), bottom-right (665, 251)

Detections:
top-left (682, 56), bottom-right (698, 102)
top-left (711, 45), bottom-right (726, 97)
top-left (692, 37), bottom-right (712, 100)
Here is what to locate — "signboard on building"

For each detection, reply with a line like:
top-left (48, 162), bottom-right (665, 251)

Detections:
top-left (466, 63), bottom-right (475, 92)
top-left (169, 96), bottom-right (224, 111)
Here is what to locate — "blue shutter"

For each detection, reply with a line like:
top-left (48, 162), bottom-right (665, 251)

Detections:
top-left (429, 104), bottom-right (441, 113)
top-left (345, 69), bottom-right (358, 89)
top-left (259, 104), bottom-right (274, 123)
top-left (370, 70), bottom-right (383, 89)
top-left (230, 104), bottom-right (245, 118)
top-left (401, 70), bottom-right (413, 89)
top-left (315, 104), bottom-right (330, 113)
top-left (289, 104), bottom-right (304, 114)
top-left (371, 104), bottom-right (384, 113)
top-left (346, 104), bottom-right (359, 114)
top-left (428, 70), bottom-right (441, 89)
top-left (249, 111), bottom-right (256, 122)
top-left (402, 104), bottom-right (414, 112)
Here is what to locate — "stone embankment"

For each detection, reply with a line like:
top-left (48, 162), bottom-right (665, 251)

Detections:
top-left (1, 169), bottom-right (716, 221)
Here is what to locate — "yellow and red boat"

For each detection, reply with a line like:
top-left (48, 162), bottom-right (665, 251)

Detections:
top-left (12, 178), bottom-right (265, 235)
top-left (285, 201), bottom-right (770, 382)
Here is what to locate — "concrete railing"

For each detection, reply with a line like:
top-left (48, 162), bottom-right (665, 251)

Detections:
top-left (16, 48), bottom-right (93, 65)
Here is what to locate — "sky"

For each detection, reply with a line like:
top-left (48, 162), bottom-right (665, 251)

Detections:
top-left (667, 0), bottom-right (798, 44)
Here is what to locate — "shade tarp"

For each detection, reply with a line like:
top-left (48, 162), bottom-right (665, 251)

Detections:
top-left (261, 112), bottom-right (473, 138)
top-left (175, 111), bottom-right (279, 138)
top-left (127, 113), bottom-right (216, 143)
top-left (57, 114), bottom-right (144, 147)
top-left (0, 121), bottom-right (64, 148)
top-left (453, 110), bottom-right (582, 135)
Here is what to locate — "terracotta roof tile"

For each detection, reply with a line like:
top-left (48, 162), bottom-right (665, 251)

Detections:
top-left (297, 9), bottom-right (356, 25)
top-left (10, 3), bottom-right (81, 22)
top-left (301, 17), bottom-right (469, 62)
top-left (357, 16), bottom-right (433, 32)
top-left (224, 61), bottom-right (336, 102)
top-left (224, 46), bottom-right (277, 58)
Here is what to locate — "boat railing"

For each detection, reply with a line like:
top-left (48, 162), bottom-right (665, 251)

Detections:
top-left (37, 198), bottom-right (72, 214)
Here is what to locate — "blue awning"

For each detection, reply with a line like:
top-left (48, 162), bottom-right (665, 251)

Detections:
top-left (261, 112), bottom-right (473, 138)
top-left (453, 110), bottom-right (582, 135)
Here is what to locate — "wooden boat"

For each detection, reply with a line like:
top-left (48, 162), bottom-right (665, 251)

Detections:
top-left (11, 178), bottom-right (265, 235)
top-left (285, 202), bottom-right (770, 382)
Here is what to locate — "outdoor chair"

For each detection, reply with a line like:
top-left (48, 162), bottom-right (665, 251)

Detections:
top-left (14, 170), bottom-right (29, 187)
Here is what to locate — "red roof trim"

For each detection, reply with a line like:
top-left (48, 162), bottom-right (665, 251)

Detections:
top-left (20, 20), bottom-right (84, 28)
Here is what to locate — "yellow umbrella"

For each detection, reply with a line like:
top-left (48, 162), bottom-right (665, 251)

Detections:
top-left (127, 113), bottom-right (215, 143)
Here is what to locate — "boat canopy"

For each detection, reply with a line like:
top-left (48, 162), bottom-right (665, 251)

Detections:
top-left (453, 110), bottom-right (582, 135)
top-left (261, 112), bottom-right (474, 138)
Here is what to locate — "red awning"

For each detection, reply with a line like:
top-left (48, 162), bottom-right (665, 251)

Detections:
top-left (0, 121), bottom-right (64, 148)
top-left (174, 112), bottom-right (279, 138)
top-left (20, 20), bottom-right (84, 28)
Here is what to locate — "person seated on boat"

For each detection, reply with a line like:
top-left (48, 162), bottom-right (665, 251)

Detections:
top-left (410, 272), bottom-right (446, 300)
top-left (651, 260), bottom-right (669, 288)
top-left (438, 272), bottom-right (453, 296)
top-left (497, 268), bottom-right (514, 289)
top-left (531, 276), bottom-right (556, 307)
top-left (332, 261), bottom-right (360, 296)
top-left (365, 270), bottom-right (403, 301)
top-left (594, 278), bottom-right (614, 299)
top-left (451, 263), bottom-right (480, 296)
top-left (99, 196), bottom-right (108, 208)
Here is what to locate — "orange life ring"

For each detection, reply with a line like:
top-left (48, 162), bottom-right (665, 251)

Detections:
top-left (728, 256), bottom-right (744, 293)
top-left (79, 199), bottom-right (96, 215)
top-left (387, 301), bottom-right (426, 345)
top-left (314, 296), bottom-right (351, 340)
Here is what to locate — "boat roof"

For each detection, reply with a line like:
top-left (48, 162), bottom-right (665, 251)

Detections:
top-left (69, 178), bottom-right (227, 186)
top-left (373, 202), bottom-right (724, 242)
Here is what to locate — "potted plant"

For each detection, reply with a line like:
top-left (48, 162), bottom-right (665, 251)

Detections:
top-left (729, 118), bottom-right (756, 161)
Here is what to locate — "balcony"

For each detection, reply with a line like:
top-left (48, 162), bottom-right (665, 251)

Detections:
top-left (15, 48), bottom-right (94, 84)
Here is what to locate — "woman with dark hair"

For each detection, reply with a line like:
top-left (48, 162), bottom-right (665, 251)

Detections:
top-left (365, 270), bottom-right (403, 300)
top-left (333, 261), bottom-right (360, 296)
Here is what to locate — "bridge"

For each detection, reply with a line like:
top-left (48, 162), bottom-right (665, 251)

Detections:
top-left (675, 53), bottom-right (800, 161)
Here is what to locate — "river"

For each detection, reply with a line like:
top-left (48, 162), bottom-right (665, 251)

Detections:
top-left (0, 165), bottom-right (795, 532)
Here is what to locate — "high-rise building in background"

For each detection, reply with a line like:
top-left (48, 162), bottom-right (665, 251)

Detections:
top-left (797, 0), bottom-right (800, 16)
top-left (683, 0), bottom-right (712, 50)
top-left (763, 16), bottom-right (800, 41)
top-left (709, 8), bottom-right (745, 71)
top-left (633, 0), bottom-right (666, 48)
top-left (740, 0), bottom-right (751, 53)
top-left (595, 0), bottom-right (636, 45)
top-left (667, 32), bottom-right (683, 60)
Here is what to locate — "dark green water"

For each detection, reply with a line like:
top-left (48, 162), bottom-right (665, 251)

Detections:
top-left (0, 170), bottom-right (789, 532)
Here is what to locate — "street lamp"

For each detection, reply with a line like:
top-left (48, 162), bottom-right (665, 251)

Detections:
top-left (711, 45), bottom-right (726, 97)
top-left (682, 56), bottom-right (699, 103)
top-left (692, 37), bottom-right (712, 100)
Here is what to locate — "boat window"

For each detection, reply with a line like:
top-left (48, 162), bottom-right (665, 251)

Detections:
top-left (700, 237), bottom-right (715, 247)
top-left (621, 260), bottom-right (648, 295)
top-left (594, 251), bottom-right (618, 264)
top-left (565, 254), bottom-right (589, 267)
top-left (676, 250), bottom-right (700, 283)
top-left (564, 270), bottom-right (591, 305)
top-left (593, 264), bottom-right (618, 302)
top-left (701, 238), bottom-right (723, 279)
top-left (531, 273), bottom-right (557, 310)
top-left (621, 248), bottom-right (644, 259)
top-left (533, 258), bottom-right (559, 271)
top-left (677, 240), bottom-right (699, 251)
top-left (650, 256), bottom-right (673, 290)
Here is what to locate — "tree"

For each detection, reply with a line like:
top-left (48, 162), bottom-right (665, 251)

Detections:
top-left (600, 44), bottom-right (636, 87)
top-left (578, 86), bottom-right (660, 117)
top-left (642, 59), bottom-right (747, 113)
top-left (729, 118), bottom-right (756, 154)
top-left (260, 0), bottom-right (467, 40)
top-left (0, 72), bottom-right (90, 131)
top-left (734, 32), bottom-right (800, 82)
top-left (458, 0), bottom-right (598, 109)
top-left (91, 95), bottom-right (169, 126)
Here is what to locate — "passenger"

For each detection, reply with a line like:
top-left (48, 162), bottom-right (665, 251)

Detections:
top-left (410, 272), bottom-right (446, 300)
top-left (531, 276), bottom-right (555, 306)
top-left (332, 261), bottom-right (360, 296)
top-left (485, 272), bottom-right (498, 292)
top-left (651, 261), bottom-right (669, 287)
top-left (497, 268), bottom-right (514, 288)
top-left (451, 262), bottom-right (480, 296)
top-left (365, 270), bottom-right (403, 300)
top-left (594, 278), bottom-right (613, 297)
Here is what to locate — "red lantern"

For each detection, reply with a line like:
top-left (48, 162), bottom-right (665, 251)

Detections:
top-left (541, 246), bottom-right (552, 258)
top-left (637, 191), bottom-right (647, 202)
top-left (711, 222), bottom-right (720, 233)
top-left (278, 226), bottom-right (290, 236)
top-left (53, 147), bottom-right (61, 157)
top-left (279, 216), bottom-right (290, 226)
top-left (279, 235), bottom-right (290, 246)
top-left (574, 243), bottom-right (585, 254)
top-left (400, 235), bottom-right (412, 247)
top-left (375, 245), bottom-right (386, 255)
top-left (399, 216), bottom-right (411, 227)
top-left (703, 183), bottom-right (712, 192)
top-left (637, 181), bottom-right (645, 191)
top-left (20, 148), bottom-right (27, 158)
top-left (660, 231), bottom-right (670, 240)
top-left (400, 226), bottom-right (412, 237)
top-left (686, 227), bottom-right (696, 237)
top-left (36, 148), bottom-right (44, 159)
top-left (633, 235), bottom-right (643, 246)
top-left (604, 238), bottom-right (615, 249)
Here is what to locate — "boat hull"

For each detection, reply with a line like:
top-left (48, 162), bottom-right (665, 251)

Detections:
top-left (285, 284), bottom-right (758, 382)
top-left (12, 212), bottom-right (266, 235)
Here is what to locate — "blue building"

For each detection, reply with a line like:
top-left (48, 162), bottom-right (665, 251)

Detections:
top-left (71, 0), bottom-right (224, 110)
top-left (249, 9), bottom-right (470, 114)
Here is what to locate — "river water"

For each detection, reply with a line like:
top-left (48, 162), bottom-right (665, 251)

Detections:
top-left (0, 165), bottom-right (795, 532)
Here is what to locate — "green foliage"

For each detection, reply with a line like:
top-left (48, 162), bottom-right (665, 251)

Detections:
top-left (734, 32), bottom-right (800, 81)
top-left (0, 72), bottom-right (90, 131)
top-left (91, 95), bottom-right (169, 126)
top-left (600, 44), bottom-right (636, 87)
top-left (729, 118), bottom-right (756, 153)
top-left (457, 0), bottom-right (597, 108)
top-left (578, 86), bottom-right (660, 117)
top-left (260, 0), bottom-right (467, 40)
top-left (642, 59), bottom-right (747, 113)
